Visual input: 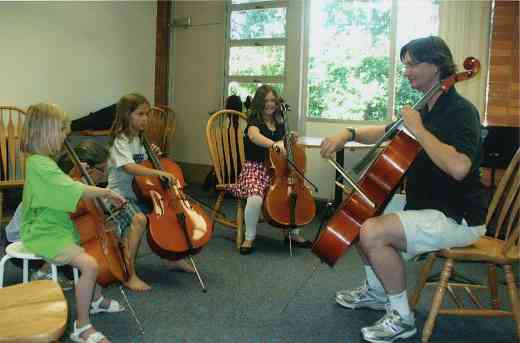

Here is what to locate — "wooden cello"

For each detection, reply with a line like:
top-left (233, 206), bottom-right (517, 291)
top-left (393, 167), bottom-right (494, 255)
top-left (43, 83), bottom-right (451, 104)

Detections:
top-left (312, 57), bottom-right (481, 266)
top-left (65, 139), bottom-right (129, 287)
top-left (264, 103), bottom-right (317, 228)
top-left (133, 134), bottom-right (213, 269)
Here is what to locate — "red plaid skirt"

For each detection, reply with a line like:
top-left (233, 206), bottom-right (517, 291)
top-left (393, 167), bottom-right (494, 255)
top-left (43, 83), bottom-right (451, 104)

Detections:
top-left (228, 161), bottom-right (271, 199)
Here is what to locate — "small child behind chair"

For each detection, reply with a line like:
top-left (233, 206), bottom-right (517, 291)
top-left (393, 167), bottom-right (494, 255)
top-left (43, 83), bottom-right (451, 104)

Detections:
top-left (20, 103), bottom-right (126, 343)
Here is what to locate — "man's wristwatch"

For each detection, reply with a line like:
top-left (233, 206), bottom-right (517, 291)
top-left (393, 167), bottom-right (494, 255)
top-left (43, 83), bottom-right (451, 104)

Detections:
top-left (346, 127), bottom-right (356, 142)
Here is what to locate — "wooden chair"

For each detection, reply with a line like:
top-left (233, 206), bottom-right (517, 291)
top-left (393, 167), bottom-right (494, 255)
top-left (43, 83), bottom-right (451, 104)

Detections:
top-left (146, 105), bottom-right (176, 153)
top-left (0, 106), bottom-right (25, 226)
top-left (0, 280), bottom-right (68, 342)
top-left (206, 110), bottom-right (248, 248)
top-left (410, 148), bottom-right (520, 343)
top-left (74, 105), bottom-right (176, 150)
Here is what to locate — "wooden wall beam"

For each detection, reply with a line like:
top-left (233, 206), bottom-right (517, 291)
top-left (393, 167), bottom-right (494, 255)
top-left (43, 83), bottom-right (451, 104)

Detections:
top-left (486, 1), bottom-right (519, 126)
top-left (155, 1), bottom-right (172, 107)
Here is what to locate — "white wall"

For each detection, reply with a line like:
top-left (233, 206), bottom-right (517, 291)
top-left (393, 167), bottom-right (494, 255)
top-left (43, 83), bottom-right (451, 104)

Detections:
top-left (0, 1), bottom-right (156, 119)
top-left (170, 1), bottom-right (226, 165)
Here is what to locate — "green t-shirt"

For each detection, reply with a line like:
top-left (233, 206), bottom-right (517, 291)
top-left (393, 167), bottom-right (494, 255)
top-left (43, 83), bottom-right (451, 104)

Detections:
top-left (21, 154), bottom-right (85, 260)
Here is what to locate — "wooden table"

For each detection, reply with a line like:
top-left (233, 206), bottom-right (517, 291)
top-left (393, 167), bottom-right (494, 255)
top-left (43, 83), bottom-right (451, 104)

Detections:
top-left (0, 280), bottom-right (68, 342)
top-left (298, 136), bottom-right (376, 205)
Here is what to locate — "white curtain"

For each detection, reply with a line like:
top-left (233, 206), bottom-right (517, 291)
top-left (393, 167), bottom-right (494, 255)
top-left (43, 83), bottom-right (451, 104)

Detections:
top-left (439, 0), bottom-right (492, 116)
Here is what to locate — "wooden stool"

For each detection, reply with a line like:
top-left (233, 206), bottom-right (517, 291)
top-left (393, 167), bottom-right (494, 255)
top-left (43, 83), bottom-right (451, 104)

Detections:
top-left (0, 280), bottom-right (68, 342)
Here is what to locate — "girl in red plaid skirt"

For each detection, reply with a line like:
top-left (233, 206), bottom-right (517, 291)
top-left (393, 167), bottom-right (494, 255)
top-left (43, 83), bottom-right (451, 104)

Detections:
top-left (230, 85), bottom-right (311, 254)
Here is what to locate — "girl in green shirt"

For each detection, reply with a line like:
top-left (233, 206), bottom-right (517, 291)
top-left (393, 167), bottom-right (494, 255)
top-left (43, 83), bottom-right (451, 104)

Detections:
top-left (21, 103), bottom-right (127, 343)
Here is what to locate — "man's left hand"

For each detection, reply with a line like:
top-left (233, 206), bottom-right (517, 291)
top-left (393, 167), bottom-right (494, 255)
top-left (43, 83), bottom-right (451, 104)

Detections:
top-left (402, 105), bottom-right (425, 137)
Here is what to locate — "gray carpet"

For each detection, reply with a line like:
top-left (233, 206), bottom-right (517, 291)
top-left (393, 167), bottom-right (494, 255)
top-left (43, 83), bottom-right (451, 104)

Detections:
top-left (1, 185), bottom-right (517, 343)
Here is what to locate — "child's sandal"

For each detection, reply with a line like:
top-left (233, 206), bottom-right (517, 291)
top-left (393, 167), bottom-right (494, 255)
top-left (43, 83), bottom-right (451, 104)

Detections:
top-left (70, 320), bottom-right (107, 343)
top-left (90, 295), bottom-right (125, 314)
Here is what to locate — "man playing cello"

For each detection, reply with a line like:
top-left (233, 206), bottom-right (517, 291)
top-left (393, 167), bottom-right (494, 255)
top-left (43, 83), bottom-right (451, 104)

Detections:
top-left (320, 36), bottom-right (487, 343)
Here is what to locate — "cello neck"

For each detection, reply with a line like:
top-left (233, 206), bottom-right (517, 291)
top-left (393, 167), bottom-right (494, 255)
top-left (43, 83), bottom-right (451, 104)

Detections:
top-left (351, 82), bottom-right (443, 175)
top-left (141, 132), bottom-right (181, 191)
top-left (64, 139), bottom-right (96, 186)
top-left (352, 57), bottom-right (481, 175)
top-left (141, 133), bottom-right (164, 172)
top-left (369, 80), bottom-right (445, 147)
top-left (280, 103), bottom-right (295, 165)
top-left (63, 138), bottom-right (112, 215)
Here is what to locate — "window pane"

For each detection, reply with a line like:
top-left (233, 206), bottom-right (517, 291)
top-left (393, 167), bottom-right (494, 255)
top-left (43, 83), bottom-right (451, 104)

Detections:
top-left (306, 0), bottom-right (439, 121)
top-left (307, 0), bottom-right (392, 120)
top-left (394, 0), bottom-right (439, 113)
top-left (229, 46), bottom-right (285, 76)
top-left (231, 8), bottom-right (286, 40)
top-left (228, 82), bottom-right (284, 104)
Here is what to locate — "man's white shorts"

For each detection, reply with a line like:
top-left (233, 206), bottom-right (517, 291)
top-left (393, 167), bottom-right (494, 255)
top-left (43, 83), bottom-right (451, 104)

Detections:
top-left (383, 194), bottom-right (486, 259)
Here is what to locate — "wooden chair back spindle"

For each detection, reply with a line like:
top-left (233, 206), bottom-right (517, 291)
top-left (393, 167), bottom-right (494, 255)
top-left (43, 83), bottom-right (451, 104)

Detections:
top-left (146, 105), bottom-right (176, 153)
top-left (0, 106), bottom-right (26, 226)
top-left (206, 110), bottom-right (248, 248)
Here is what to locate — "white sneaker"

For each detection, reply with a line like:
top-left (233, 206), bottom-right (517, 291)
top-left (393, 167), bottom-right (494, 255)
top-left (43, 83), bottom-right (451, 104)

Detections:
top-left (361, 306), bottom-right (417, 343)
top-left (335, 281), bottom-right (388, 310)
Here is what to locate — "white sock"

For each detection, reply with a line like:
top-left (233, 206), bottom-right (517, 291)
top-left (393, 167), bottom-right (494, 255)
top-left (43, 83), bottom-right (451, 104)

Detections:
top-left (244, 195), bottom-right (262, 241)
top-left (364, 265), bottom-right (385, 297)
top-left (388, 290), bottom-right (412, 321)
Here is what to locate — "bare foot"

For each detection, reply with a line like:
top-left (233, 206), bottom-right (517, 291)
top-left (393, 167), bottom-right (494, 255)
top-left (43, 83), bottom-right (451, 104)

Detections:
top-left (168, 259), bottom-right (195, 273)
top-left (123, 275), bottom-right (152, 292)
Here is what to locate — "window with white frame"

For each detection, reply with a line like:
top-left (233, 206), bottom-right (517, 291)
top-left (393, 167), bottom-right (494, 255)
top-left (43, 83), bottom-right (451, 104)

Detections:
top-left (225, 0), bottom-right (288, 104)
top-left (226, 0), bottom-right (439, 122)
top-left (307, 0), bottom-right (439, 122)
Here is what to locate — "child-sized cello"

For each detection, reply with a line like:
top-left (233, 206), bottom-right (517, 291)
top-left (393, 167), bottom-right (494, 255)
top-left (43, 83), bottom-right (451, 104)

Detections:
top-left (263, 103), bottom-right (317, 245)
top-left (65, 139), bottom-right (128, 287)
top-left (133, 134), bottom-right (213, 290)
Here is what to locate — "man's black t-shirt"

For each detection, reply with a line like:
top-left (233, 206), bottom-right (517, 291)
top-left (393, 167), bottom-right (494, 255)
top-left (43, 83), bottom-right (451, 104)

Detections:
top-left (244, 115), bottom-right (285, 162)
top-left (404, 87), bottom-right (487, 226)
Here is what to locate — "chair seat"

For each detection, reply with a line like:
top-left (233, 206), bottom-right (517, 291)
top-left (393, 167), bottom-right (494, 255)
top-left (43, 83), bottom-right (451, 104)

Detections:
top-left (1, 241), bottom-right (80, 287)
top-left (5, 241), bottom-right (41, 260)
top-left (215, 183), bottom-right (237, 191)
top-left (0, 180), bottom-right (24, 188)
top-left (0, 280), bottom-right (68, 342)
top-left (439, 236), bottom-right (519, 264)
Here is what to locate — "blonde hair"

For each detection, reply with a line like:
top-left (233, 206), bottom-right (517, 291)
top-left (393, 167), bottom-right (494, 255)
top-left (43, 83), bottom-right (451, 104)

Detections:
top-left (109, 93), bottom-right (150, 145)
top-left (21, 103), bottom-right (70, 156)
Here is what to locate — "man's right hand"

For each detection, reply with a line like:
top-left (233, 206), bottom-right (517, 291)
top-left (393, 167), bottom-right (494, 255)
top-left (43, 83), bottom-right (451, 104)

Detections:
top-left (320, 130), bottom-right (349, 158)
